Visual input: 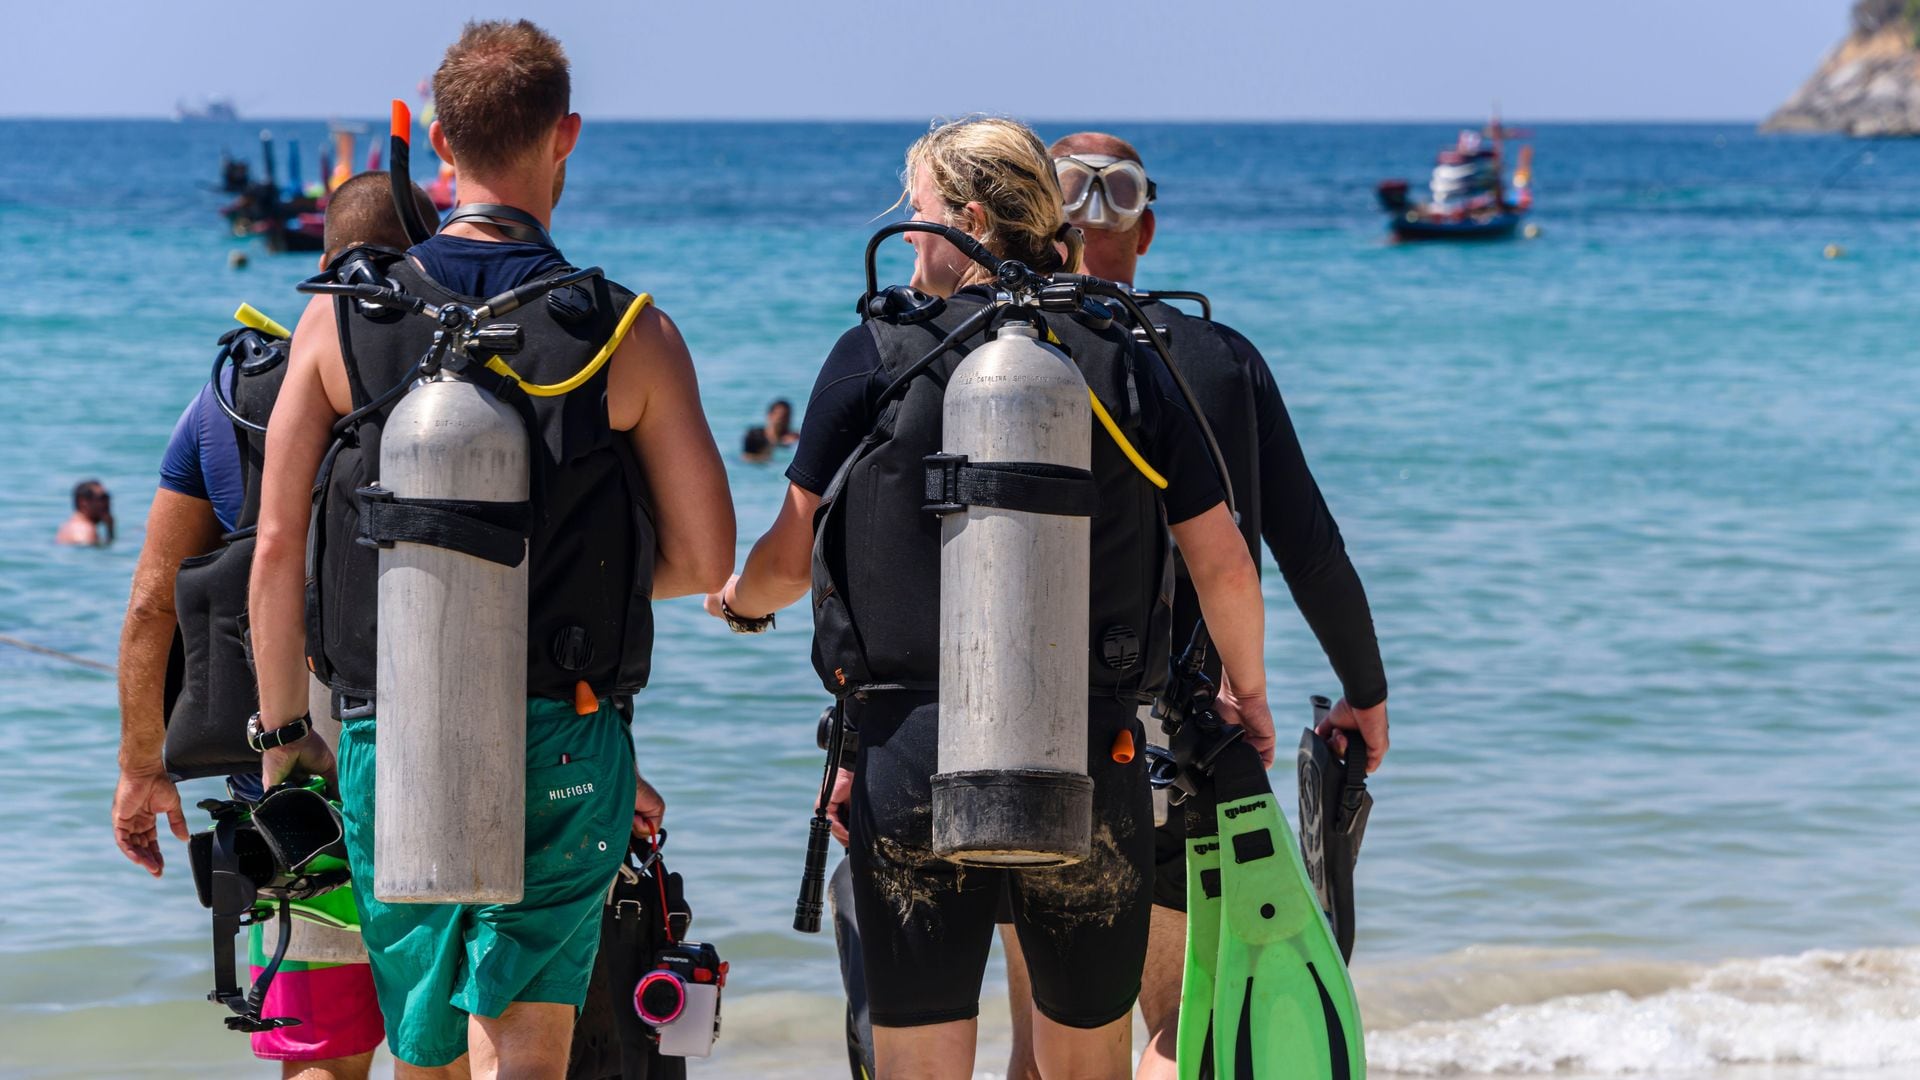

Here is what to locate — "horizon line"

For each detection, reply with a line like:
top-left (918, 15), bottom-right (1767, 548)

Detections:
top-left (0, 112), bottom-right (1779, 126)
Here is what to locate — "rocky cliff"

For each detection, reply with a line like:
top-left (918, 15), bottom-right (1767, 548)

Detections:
top-left (1764, 0), bottom-right (1920, 136)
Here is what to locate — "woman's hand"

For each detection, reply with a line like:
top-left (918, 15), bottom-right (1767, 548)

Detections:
top-left (822, 767), bottom-right (855, 845)
top-left (1214, 683), bottom-right (1276, 768)
top-left (701, 573), bottom-right (741, 620)
top-left (1316, 696), bottom-right (1389, 774)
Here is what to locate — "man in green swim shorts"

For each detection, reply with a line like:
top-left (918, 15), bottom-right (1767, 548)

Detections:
top-left (247, 19), bottom-right (736, 1078)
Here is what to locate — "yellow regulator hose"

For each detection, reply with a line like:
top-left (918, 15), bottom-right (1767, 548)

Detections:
top-left (484, 293), bottom-right (654, 398)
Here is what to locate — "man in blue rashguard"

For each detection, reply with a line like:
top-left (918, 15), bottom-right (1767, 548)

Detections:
top-left (112, 173), bottom-right (430, 1078)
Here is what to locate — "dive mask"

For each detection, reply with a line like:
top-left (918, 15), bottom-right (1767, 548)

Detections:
top-left (1055, 154), bottom-right (1156, 230)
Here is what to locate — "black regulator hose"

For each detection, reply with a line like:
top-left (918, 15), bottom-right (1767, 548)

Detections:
top-left (871, 301), bottom-right (1001, 411)
top-left (210, 339), bottom-right (268, 435)
top-left (862, 221), bottom-right (1004, 301)
top-left (1056, 274), bottom-right (1238, 521)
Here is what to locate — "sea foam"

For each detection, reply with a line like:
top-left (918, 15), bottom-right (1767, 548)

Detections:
top-left (1364, 946), bottom-right (1920, 1075)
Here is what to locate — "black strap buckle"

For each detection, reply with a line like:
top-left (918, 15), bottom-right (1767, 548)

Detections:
top-left (354, 484), bottom-right (532, 567)
top-left (923, 453), bottom-right (969, 514)
top-left (922, 454), bottom-right (1100, 518)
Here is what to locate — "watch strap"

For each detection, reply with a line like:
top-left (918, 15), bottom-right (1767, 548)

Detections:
top-left (250, 713), bottom-right (312, 753)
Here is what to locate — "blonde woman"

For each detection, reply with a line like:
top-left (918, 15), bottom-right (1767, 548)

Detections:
top-left (708, 117), bottom-right (1269, 1079)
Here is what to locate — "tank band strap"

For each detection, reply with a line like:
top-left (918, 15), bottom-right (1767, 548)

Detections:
top-left (354, 486), bottom-right (533, 567)
top-left (922, 454), bottom-right (1099, 518)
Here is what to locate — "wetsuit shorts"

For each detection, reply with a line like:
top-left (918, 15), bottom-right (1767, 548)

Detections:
top-left (846, 692), bottom-right (1153, 1030)
top-left (338, 697), bottom-right (637, 1067)
top-left (1153, 803), bottom-right (1189, 912)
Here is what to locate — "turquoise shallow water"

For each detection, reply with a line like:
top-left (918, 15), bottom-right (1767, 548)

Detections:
top-left (1, 119), bottom-right (1918, 1076)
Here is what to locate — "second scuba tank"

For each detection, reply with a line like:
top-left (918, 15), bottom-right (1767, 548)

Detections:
top-left (373, 375), bottom-right (530, 903)
top-left (931, 321), bottom-right (1094, 866)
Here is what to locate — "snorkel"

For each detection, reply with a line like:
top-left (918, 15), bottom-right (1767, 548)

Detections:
top-left (388, 99), bottom-right (437, 246)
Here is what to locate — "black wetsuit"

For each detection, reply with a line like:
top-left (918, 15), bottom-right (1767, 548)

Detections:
top-left (1144, 300), bottom-right (1386, 911)
top-left (794, 288), bottom-right (1222, 1029)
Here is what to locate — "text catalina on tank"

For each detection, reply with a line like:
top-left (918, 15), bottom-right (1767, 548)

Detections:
top-left (1377, 115), bottom-right (1534, 242)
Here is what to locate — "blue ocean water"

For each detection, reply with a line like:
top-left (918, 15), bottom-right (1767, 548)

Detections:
top-left (1, 119), bottom-right (1918, 1077)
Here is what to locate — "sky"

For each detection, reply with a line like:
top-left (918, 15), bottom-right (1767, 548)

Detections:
top-left (0, 1), bottom-right (1855, 122)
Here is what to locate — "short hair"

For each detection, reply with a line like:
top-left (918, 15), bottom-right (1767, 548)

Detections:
top-left (1048, 131), bottom-right (1145, 171)
top-left (743, 427), bottom-right (772, 455)
top-left (323, 172), bottom-right (435, 256)
top-left (768, 399), bottom-right (793, 413)
top-left (433, 19), bottom-right (571, 174)
top-left (72, 479), bottom-right (104, 508)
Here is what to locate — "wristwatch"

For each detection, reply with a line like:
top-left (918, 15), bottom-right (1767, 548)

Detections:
top-left (247, 712), bottom-right (312, 753)
top-left (720, 598), bottom-right (775, 634)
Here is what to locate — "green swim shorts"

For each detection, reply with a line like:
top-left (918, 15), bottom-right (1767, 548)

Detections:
top-left (338, 697), bottom-right (637, 1067)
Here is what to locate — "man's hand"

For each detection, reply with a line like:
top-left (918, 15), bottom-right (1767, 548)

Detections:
top-left (1317, 696), bottom-right (1389, 774)
top-left (1214, 685), bottom-right (1276, 768)
top-left (633, 772), bottom-right (666, 837)
top-left (112, 769), bottom-right (188, 876)
top-left (261, 732), bottom-right (337, 794)
top-left (822, 767), bottom-right (854, 845)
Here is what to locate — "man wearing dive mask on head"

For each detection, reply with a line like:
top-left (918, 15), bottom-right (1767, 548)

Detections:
top-left (113, 172), bottom-right (437, 1079)
top-left (998, 131), bottom-right (1388, 1080)
top-left (249, 19), bottom-right (733, 1079)
top-left (708, 116), bottom-right (1272, 1080)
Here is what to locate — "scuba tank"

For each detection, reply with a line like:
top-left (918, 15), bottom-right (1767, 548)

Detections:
top-left (928, 320), bottom-right (1097, 866)
top-left (367, 372), bottom-right (530, 903)
top-left (300, 246), bottom-right (629, 903)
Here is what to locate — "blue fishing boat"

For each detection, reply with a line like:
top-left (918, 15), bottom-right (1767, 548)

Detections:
top-left (1378, 119), bottom-right (1533, 243)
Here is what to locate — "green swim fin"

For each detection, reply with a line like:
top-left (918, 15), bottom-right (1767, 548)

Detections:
top-left (1177, 796), bottom-right (1225, 1080)
top-left (1210, 740), bottom-right (1364, 1079)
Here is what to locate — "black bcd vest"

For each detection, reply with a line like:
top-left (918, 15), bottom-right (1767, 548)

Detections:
top-left (164, 327), bottom-right (289, 780)
top-left (1137, 298), bottom-right (1263, 661)
top-left (308, 253), bottom-right (657, 706)
top-left (809, 292), bottom-right (1174, 703)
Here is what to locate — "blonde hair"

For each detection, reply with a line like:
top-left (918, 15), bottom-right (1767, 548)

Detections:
top-left (905, 116), bottom-right (1082, 283)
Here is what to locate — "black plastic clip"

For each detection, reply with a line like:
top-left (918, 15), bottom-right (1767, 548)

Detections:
top-left (1036, 282), bottom-right (1085, 312)
top-left (353, 485), bottom-right (394, 549)
top-left (923, 453), bottom-right (968, 515)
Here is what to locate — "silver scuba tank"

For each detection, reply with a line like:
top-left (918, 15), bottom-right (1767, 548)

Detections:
top-left (373, 374), bottom-right (530, 903)
top-left (931, 321), bottom-right (1094, 866)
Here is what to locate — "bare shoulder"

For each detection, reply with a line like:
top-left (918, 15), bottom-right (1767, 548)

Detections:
top-left (625, 303), bottom-right (690, 365)
top-left (290, 294), bottom-right (351, 416)
top-left (607, 302), bottom-right (696, 431)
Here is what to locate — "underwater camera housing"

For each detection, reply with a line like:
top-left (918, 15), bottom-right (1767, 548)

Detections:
top-left (187, 781), bottom-right (351, 1032)
top-left (634, 939), bottom-right (728, 1057)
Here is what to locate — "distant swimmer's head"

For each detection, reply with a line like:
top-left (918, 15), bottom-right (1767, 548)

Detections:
top-left (766, 398), bottom-right (794, 438)
top-left (429, 19), bottom-right (578, 206)
top-left (320, 171), bottom-right (436, 266)
top-left (1049, 132), bottom-right (1156, 285)
top-left (742, 426), bottom-right (773, 463)
top-left (72, 479), bottom-right (109, 521)
top-left (901, 117), bottom-right (1081, 298)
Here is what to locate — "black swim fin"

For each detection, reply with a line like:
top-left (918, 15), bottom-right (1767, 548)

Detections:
top-left (1296, 696), bottom-right (1372, 961)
